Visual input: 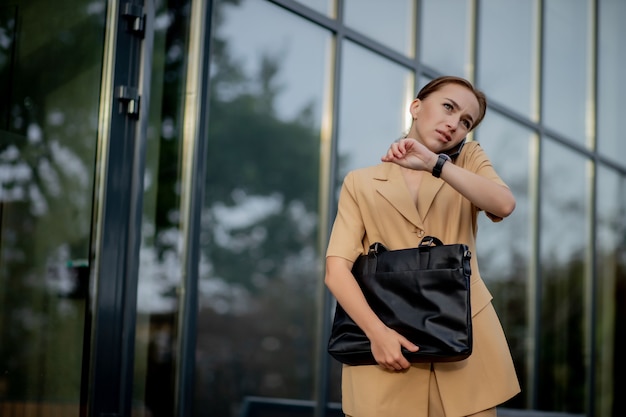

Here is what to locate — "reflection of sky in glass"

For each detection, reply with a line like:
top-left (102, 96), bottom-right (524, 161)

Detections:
top-left (344, 0), bottom-right (415, 56)
top-left (598, 0), bottom-right (626, 168)
top-left (475, 112), bottom-right (533, 279)
top-left (338, 41), bottom-right (413, 173)
top-left (478, 0), bottom-right (537, 119)
top-left (420, 0), bottom-right (471, 77)
top-left (217, 0), bottom-right (330, 126)
top-left (543, 0), bottom-right (591, 145)
top-left (541, 138), bottom-right (590, 263)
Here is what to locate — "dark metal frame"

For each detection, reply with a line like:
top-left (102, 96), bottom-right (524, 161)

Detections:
top-left (87, 1), bottom-right (154, 416)
top-left (175, 1), bottom-right (215, 416)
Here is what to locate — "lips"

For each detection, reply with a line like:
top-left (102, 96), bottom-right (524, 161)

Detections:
top-left (436, 130), bottom-right (451, 142)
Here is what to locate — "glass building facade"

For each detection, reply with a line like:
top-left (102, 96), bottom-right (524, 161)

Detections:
top-left (0, 0), bottom-right (624, 416)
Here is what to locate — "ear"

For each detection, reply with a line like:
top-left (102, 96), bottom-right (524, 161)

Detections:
top-left (409, 98), bottom-right (421, 119)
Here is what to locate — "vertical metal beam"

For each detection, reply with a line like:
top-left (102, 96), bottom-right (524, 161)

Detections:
top-left (586, 1), bottom-right (599, 415)
top-left (467, 0), bottom-right (478, 83)
top-left (469, 0), bottom-right (479, 146)
top-left (413, 0), bottom-right (422, 89)
top-left (175, 0), bottom-right (213, 416)
top-left (314, 2), bottom-right (344, 416)
top-left (88, 0), bottom-right (153, 416)
top-left (530, 0), bottom-right (545, 409)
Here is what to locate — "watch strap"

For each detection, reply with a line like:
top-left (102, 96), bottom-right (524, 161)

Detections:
top-left (432, 154), bottom-right (451, 178)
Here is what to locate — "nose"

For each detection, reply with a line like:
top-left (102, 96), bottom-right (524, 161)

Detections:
top-left (445, 116), bottom-right (458, 131)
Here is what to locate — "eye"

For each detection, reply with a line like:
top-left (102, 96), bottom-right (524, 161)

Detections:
top-left (443, 103), bottom-right (453, 111)
top-left (462, 119), bottom-right (472, 129)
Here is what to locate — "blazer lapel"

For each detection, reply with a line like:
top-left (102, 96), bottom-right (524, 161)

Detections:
top-left (417, 175), bottom-right (445, 222)
top-left (374, 163), bottom-right (423, 229)
top-left (374, 163), bottom-right (445, 228)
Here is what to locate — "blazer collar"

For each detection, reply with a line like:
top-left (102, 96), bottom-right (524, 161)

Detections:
top-left (373, 162), bottom-right (445, 229)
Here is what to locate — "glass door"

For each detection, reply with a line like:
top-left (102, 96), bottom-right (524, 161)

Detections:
top-left (0, 1), bottom-right (107, 415)
top-left (0, 1), bottom-right (153, 416)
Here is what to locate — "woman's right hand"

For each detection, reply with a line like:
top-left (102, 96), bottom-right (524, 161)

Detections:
top-left (381, 138), bottom-right (437, 172)
top-left (325, 256), bottom-right (419, 371)
top-left (368, 325), bottom-right (419, 371)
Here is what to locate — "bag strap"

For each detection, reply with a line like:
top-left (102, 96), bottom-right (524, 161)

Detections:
top-left (367, 242), bottom-right (388, 255)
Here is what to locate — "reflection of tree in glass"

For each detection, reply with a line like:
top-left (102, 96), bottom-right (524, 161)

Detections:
top-left (197, 0), bottom-right (321, 413)
top-left (538, 257), bottom-right (586, 413)
top-left (139, 0), bottom-right (322, 414)
top-left (0, 1), bottom-right (105, 404)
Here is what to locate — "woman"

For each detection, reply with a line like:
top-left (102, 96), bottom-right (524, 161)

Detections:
top-left (325, 76), bottom-right (520, 417)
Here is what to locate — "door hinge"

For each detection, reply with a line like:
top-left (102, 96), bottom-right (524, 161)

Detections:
top-left (121, 2), bottom-right (145, 37)
top-left (115, 85), bottom-right (141, 118)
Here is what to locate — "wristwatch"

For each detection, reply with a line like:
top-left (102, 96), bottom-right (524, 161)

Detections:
top-left (432, 154), bottom-right (451, 178)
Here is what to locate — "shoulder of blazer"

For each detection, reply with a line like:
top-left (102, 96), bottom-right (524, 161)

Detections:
top-left (455, 140), bottom-right (482, 165)
top-left (349, 162), bottom-right (397, 182)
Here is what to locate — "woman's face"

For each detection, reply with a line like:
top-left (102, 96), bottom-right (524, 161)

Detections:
top-left (409, 83), bottom-right (480, 153)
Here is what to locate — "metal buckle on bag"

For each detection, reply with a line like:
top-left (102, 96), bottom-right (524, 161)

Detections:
top-left (419, 236), bottom-right (445, 247)
top-left (369, 242), bottom-right (387, 256)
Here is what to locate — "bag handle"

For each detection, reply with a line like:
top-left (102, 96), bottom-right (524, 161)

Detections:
top-left (367, 236), bottom-right (444, 254)
top-left (418, 236), bottom-right (444, 247)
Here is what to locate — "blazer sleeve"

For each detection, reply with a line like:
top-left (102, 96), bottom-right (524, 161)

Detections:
top-left (325, 171), bottom-right (366, 261)
top-left (462, 142), bottom-right (510, 222)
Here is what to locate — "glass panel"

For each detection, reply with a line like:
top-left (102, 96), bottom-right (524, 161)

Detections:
top-left (131, 2), bottom-right (192, 416)
top-left (337, 40), bottom-right (414, 175)
top-left (539, 139), bottom-right (590, 413)
top-left (477, 0), bottom-right (538, 119)
top-left (420, 0), bottom-right (472, 78)
top-left (0, 0), bottom-right (106, 414)
top-left (598, 0), bottom-right (626, 168)
top-left (294, 0), bottom-right (336, 17)
top-left (475, 113), bottom-right (534, 409)
top-left (543, 0), bottom-right (592, 146)
top-left (595, 166), bottom-right (626, 417)
top-left (196, 1), bottom-right (331, 415)
top-left (344, 0), bottom-right (415, 57)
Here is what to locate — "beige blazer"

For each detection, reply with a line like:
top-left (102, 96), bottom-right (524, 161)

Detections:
top-left (326, 142), bottom-right (521, 417)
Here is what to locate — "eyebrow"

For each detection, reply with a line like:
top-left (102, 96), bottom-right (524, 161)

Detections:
top-left (445, 98), bottom-right (475, 126)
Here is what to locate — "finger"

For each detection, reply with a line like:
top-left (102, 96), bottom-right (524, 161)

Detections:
top-left (381, 151), bottom-right (393, 162)
top-left (397, 356), bottom-right (411, 370)
top-left (382, 147), bottom-right (401, 162)
top-left (394, 143), bottom-right (406, 158)
top-left (382, 362), bottom-right (403, 372)
top-left (377, 353), bottom-right (403, 370)
top-left (390, 352), bottom-right (411, 370)
top-left (400, 339), bottom-right (419, 353)
top-left (378, 361), bottom-right (395, 372)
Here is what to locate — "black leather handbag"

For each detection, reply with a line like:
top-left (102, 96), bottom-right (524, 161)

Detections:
top-left (327, 236), bottom-right (473, 365)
